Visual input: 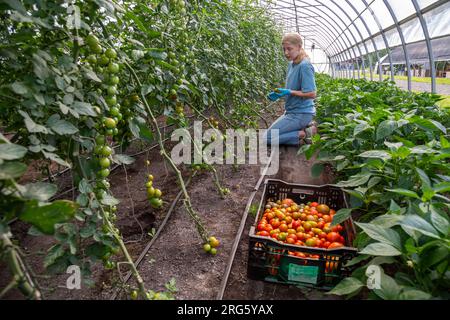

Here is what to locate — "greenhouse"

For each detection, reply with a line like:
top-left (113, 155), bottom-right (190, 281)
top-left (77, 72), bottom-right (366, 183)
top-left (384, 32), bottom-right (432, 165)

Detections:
top-left (0, 0), bottom-right (449, 305)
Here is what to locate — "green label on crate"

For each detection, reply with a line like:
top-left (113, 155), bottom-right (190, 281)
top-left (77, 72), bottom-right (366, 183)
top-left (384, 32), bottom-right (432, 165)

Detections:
top-left (288, 264), bottom-right (318, 284)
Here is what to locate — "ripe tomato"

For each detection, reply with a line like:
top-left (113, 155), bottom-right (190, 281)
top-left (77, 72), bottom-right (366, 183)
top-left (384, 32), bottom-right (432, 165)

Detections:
top-left (317, 221), bottom-right (325, 229)
top-left (323, 215), bottom-right (332, 223)
top-left (266, 211), bottom-right (275, 220)
top-left (318, 232), bottom-right (327, 239)
top-left (287, 228), bottom-right (296, 235)
top-left (257, 223), bottom-right (266, 231)
top-left (285, 216), bottom-right (293, 224)
top-left (310, 202), bottom-right (319, 207)
top-left (305, 238), bottom-right (317, 247)
top-left (282, 198), bottom-right (294, 206)
top-left (323, 241), bottom-right (331, 248)
top-left (316, 204), bottom-right (330, 214)
top-left (264, 224), bottom-right (273, 232)
top-left (329, 209), bottom-right (336, 215)
top-left (296, 226), bottom-right (305, 233)
top-left (279, 224), bottom-right (288, 232)
top-left (327, 232), bottom-right (341, 243)
top-left (292, 220), bottom-right (301, 229)
top-left (292, 212), bottom-right (301, 220)
top-left (328, 242), bottom-right (344, 249)
top-left (296, 232), bottom-right (305, 241)
top-left (287, 234), bottom-right (297, 241)
top-left (286, 237), bottom-right (296, 244)
top-left (303, 221), bottom-right (312, 231)
top-left (257, 231), bottom-right (270, 237)
top-left (270, 218), bottom-right (281, 228)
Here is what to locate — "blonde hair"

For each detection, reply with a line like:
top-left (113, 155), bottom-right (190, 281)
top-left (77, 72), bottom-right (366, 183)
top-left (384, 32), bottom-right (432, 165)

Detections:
top-left (282, 33), bottom-right (309, 64)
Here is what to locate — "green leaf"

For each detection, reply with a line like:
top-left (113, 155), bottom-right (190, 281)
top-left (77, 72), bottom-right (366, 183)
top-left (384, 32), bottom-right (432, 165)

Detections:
top-left (326, 277), bottom-right (364, 296)
top-left (18, 110), bottom-right (48, 134)
top-left (72, 101), bottom-right (97, 117)
top-left (359, 150), bottom-right (392, 161)
top-left (331, 208), bottom-right (352, 226)
top-left (400, 214), bottom-right (441, 239)
top-left (101, 194), bottom-right (119, 206)
top-left (0, 143), bottom-right (27, 160)
top-left (398, 288), bottom-right (432, 300)
top-left (344, 254), bottom-right (370, 267)
top-left (355, 222), bottom-right (401, 250)
top-left (385, 188), bottom-right (420, 199)
top-left (371, 214), bottom-right (404, 228)
top-left (359, 242), bottom-right (402, 256)
top-left (440, 135), bottom-right (450, 149)
top-left (78, 179), bottom-right (92, 194)
top-left (353, 122), bottom-right (371, 136)
top-left (416, 168), bottom-right (431, 187)
top-left (20, 200), bottom-right (78, 234)
top-left (419, 244), bottom-right (448, 270)
top-left (336, 173), bottom-right (372, 187)
top-left (373, 271), bottom-right (401, 300)
top-left (434, 182), bottom-right (450, 194)
top-left (22, 182), bottom-right (57, 201)
top-left (83, 68), bottom-right (101, 82)
top-left (42, 150), bottom-right (71, 168)
top-left (48, 119), bottom-right (79, 135)
top-left (112, 154), bottom-right (135, 165)
top-left (376, 120), bottom-right (397, 141)
top-left (0, 161), bottom-right (27, 179)
top-left (430, 209), bottom-right (449, 236)
top-left (44, 244), bottom-right (66, 268)
top-left (11, 81), bottom-right (28, 95)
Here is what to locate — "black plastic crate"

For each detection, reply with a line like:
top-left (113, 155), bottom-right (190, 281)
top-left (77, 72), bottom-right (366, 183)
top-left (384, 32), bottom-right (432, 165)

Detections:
top-left (247, 179), bottom-right (358, 290)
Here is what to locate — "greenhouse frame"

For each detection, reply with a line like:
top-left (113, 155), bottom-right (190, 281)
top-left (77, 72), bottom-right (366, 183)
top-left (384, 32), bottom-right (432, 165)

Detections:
top-left (261, 0), bottom-right (450, 93)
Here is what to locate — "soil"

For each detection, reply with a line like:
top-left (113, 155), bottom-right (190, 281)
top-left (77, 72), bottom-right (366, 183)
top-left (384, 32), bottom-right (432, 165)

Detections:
top-left (1, 103), bottom-right (342, 300)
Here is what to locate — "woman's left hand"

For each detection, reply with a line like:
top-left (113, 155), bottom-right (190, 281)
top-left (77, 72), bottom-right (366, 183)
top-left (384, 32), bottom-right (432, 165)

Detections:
top-left (267, 88), bottom-right (291, 101)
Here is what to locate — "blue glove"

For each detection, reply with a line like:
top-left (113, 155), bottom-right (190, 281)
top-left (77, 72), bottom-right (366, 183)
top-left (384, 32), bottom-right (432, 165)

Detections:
top-left (275, 88), bottom-right (292, 97)
top-left (267, 88), bottom-right (291, 101)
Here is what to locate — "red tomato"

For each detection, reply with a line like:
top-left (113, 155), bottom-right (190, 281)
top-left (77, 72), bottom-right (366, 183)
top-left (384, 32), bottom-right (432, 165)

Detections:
top-left (329, 209), bottom-right (336, 215)
top-left (287, 234), bottom-right (297, 242)
top-left (296, 232), bottom-right (305, 241)
top-left (323, 215), bottom-right (332, 223)
top-left (282, 198), bottom-right (294, 206)
top-left (270, 218), bottom-right (281, 228)
top-left (285, 216), bottom-right (293, 224)
top-left (328, 242), bottom-right (344, 249)
top-left (286, 237), bottom-right (296, 244)
top-left (323, 241), bottom-right (331, 248)
top-left (339, 235), bottom-right (345, 244)
top-left (317, 221), bottom-right (325, 229)
top-left (257, 231), bottom-right (270, 237)
top-left (327, 232), bottom-right (341, 242)
top-left (310, 202), bottom-right (319, 207)
top-left (266, 211), bottom-right (275, 220)
top-left (292, 220), bottom-right (301, 229)
top-left (257, 223), bottom-right (266, 231)
top-left (279, 224), bottom-right (288, 232)
top-left (264, 224), bottom-right (273, 232)
top-left (318, 232), bottom-right (327, 239)
top-left (271, 234), bottom-right (278, 240)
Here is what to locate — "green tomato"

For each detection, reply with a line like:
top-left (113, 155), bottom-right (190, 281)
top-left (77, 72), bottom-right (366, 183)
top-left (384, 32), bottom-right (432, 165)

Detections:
top-left (86, 34), bottom-right (99, 47)
top-left (105, 96), bottom-right (117, 106)
top-left (130, 290), bottom-right (138, 300)
top-left (113, 128), bottom-right (119, 136)
top-left (108, 62), bottom-right (120, 74)
top-left (110, 75), bottom-right (119, 85)
top-left (98, 54), bottom-right (110, 66)
top-left (90, 43), bottom-right (103, 54)
top-left (110, 106), bottom-right (120, 116)
top-left (99, 157), bottom-right (111, 168)
top-left (147, 187), bottom-right (155, 197)
top-left (203, 243), bottom-right (211, 252)
top-left (94, 144), bottom-right (103, 154)
top-left (145, 181), bottom-right (153, 188)
top-left (153, 188), bottom-right (162, 198)
top-left (105, 129), bottom-right (114, 136)
top-left (99, 168), bottom-right (110, 178)
top-left (107, 85), bottom-right (118, 96)
top-left (210, 248), bottom-right (217, 255)
top-left (101, 146), bottom-right (113, 156)
top-left (149, 197), bottom-right (163, 209)
top-left (104, 117), bottom-right (116, 129)
top-left (105, 48), bottom-right (117, 59)
top-left (116, 113), bottom-right (123, 121)
top-left (87, 54), bottom-right (97, 64)
top-left (95, 135), bottom-right (106, 145)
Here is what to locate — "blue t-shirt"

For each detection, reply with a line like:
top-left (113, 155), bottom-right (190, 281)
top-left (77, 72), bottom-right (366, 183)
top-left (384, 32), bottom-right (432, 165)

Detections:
top-left (284, 59), bottom-right (316, 114)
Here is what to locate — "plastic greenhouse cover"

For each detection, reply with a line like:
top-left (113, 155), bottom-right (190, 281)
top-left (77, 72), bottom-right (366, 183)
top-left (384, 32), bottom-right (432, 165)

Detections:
top-left (261, 0), bottom-right (450, 59)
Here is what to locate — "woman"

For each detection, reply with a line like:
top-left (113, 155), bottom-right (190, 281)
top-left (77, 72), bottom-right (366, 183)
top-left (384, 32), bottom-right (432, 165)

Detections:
top-left (265, 33), bottom-right (317, 146)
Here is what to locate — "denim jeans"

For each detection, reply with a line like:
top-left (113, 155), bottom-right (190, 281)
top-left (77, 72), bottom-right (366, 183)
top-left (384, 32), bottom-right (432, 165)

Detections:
top-left (264, 113), bottom-right (314, 146)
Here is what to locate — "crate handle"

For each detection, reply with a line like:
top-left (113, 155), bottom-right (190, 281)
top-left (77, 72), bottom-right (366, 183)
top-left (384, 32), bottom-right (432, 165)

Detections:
top-left (291, 188), bottom-right (315, 195)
